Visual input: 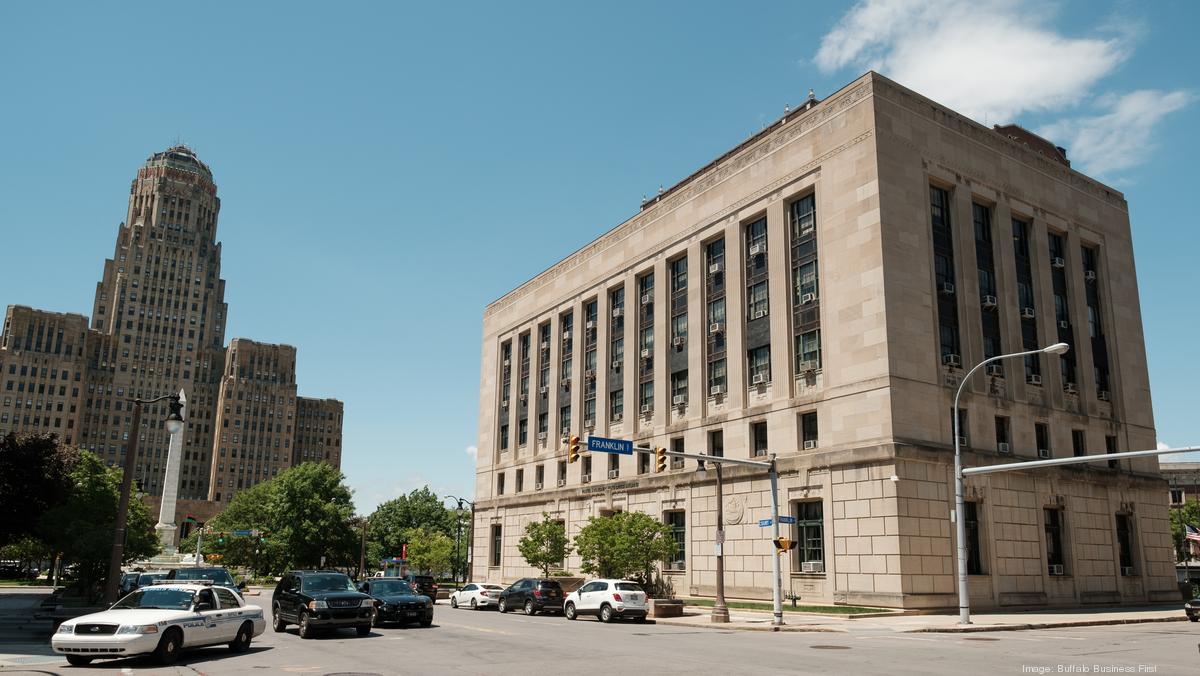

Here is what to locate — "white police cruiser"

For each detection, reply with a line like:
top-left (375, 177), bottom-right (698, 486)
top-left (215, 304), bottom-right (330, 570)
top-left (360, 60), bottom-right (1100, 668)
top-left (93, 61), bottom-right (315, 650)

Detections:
top-left (51, 581), bottom-right (265, 666)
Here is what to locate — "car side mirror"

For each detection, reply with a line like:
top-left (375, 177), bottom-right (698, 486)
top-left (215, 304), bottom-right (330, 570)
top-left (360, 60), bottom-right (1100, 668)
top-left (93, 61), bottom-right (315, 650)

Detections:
top-left (194, 602), bottom-right (213, 612)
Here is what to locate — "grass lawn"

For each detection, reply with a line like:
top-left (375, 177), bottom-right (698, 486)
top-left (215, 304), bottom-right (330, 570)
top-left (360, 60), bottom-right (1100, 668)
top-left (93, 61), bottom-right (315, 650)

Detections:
top-left (0, 579), bottom-right (46, 586)
top-left (681, 597), bottom-right (889, 615)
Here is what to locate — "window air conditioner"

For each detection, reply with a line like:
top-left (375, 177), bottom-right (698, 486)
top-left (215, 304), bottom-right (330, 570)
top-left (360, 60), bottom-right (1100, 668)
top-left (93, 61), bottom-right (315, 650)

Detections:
top-left (581, 474), bottom-right (591, 483)
top-left (709, 261), bottom-right (724, 275)
top-left (1049, 564), bottom-right (1064, 576)
top-left (562, 330), bottom-right (572, 341)
top-left (672, 336), bottom-right (686, 347)
top-left (519, 392), bottom-right (528, 402)
top-left (534, 482), bottom-right (543, 490)
top-left (672, 394), bottom-right (687, 406)
top-left (1038, 448), bottom-right (1051, 459)
top-left (1021, 307), bottom-right (1036, 320)
top-left (561, 379), bottom-right (571, 390)
top-left (981, 295), bottom-right (998, 310)
top-left (942, 354), bottom-right (962, 368)
top-left (1084, 270), bottom-right (1097, 283)
top-left (752, 309), bottom-right (768, 320)
top-left (940, 282), bottom-right (956, 296)
top-left (501, 399), bottom-right (509, 408)
top-left (1121, 566), bottom-right (1135, 577)
top-left (709, 384), bottom-right (725, 396)
top-left (985, 364), bottom-right (1004, 377)
top-left (640, 349), bottom-right (651, 359)
top-left (798, 361), bottom-right (818, 374)
top-left (584, 369), bottom-right (596, 380)
top-left (1097, 390), bottom-right (1111, 402)
top-left (751, 372), bottom-right (767, 385)
top-left (1027, 374), bottom-right (1042, 386)
top-left (557, 479), bottom-right (567, 487)
top-left (611, 360), bottom-right (622, 370)
top-left (540, 341), bottom-right (550, 351)
top-left (612, 308), bottom-right (623, 318)
top-left (1058, 320), bottom-right (1070, 330)
top-left (539, 386), bottom-right (548, 395)
top-left (537, 432), bottom-right (547, 442)
top-left (608, 469), bottom-right (620, 479)
top-left (502, 359), bottom-right (510, 367)
top-left (801, 561), bottom-right (824, 574)
top-left (801, 293), bottom-right (817, 305)
top-left (997, 442), bottom-right (1012, 454)
top-left (640, 404), bottom-right (653, 414)
top-left (709, 322), bottom-right (725, 334)
top-left (803, 440), bottom-right (817, 450)
top-left (749, 242), bottom-right (767, 257)
top-left (1063, 383), bottom-right (1078, 395)
top-left (957, 436), bottom-right (968, 446)
top-left (641, 294), bottom-right (652, 306)
top-left (1051, 256), bottom-right (1065, 269)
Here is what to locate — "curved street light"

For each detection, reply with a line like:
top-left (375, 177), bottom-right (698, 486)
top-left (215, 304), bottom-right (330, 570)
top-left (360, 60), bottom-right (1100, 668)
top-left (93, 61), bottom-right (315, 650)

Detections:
top-left (446, 495), bottom-right (474, 585)
top-left (954, 343), bottom-right (1068, 625)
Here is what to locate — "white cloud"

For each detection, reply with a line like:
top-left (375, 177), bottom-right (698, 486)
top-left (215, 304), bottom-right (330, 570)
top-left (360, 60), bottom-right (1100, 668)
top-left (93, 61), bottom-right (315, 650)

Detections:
top-left (1158, 441), bottom-right (1171, 451)
top-left (1038, 90), bottom-right (1193, 177)
top-left (465, 445), bottom-right (478, 459)
top-left (815, 0), bottom-right (1127, 122)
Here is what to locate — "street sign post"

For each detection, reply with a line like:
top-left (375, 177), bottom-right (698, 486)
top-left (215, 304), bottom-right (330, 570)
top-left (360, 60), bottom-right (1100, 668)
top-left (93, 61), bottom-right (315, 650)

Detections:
top-left (587, 436), bottom-right (634, 455)
top-left (232, 529), bottom-right (252, 537)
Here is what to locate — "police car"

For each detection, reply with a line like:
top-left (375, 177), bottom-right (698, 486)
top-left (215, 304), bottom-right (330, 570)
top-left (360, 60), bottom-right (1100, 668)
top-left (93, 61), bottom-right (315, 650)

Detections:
top-left (51, 581), bottom-right (265, 666)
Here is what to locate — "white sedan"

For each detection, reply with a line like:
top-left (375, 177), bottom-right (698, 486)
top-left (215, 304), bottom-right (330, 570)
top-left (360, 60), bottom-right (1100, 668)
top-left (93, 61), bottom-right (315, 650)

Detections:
top-left (51, 582), bottom-right (265, 666)
top-left (449, 582), bottom-right (505, 610)
top-left (563, 579), bottom-right (647, 622)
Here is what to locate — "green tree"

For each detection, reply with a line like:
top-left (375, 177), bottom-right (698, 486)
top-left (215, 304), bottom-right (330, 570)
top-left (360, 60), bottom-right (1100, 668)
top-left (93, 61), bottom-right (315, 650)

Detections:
top-left (179, 480), bottom-right (281, 573)
top-left (518, 513), bottom-right (571, 576)
top-left (0, 433), bottom-right (78, 546)
top-left (403, 527), bottom-right (454, 576)
top-left (366, 487), bottom-right (455, 570)
top-left (574, 511), bottom-right (677, 581)
top-left (39, 451), bottom-right (158, 600)
top-left (1170, 501), bottom-right (1200, 563)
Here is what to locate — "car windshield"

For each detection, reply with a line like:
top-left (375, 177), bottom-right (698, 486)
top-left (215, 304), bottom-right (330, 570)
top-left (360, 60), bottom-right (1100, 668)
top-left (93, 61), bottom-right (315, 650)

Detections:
top-left (370, 580), bottom-right (415, 595)
top-left (615, 583), bottom-right (644, 592)
top-left (484, 585), bottom-right (503, 590)
top-left (138, 574), bottom-right (165, 586)
top-left (172, 568), bottom-right (235, 586)
top-left (112, 587), bottom-right (194, 610)
top-left (303, 574), bottom-right (356, 593)
top-left (539, 581), bottom-right (562, 590)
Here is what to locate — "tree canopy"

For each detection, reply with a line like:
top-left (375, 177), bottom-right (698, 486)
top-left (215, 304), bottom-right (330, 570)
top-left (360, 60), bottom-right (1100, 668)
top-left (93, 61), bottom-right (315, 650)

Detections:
top-left (518, 513), bottom-right (571, 576)
top-left (573, 511), bottom-right (676, 581)
top-left (0, 433), bottom-right (78, 546)
top-left (366, 487), bottom-right (456, 568)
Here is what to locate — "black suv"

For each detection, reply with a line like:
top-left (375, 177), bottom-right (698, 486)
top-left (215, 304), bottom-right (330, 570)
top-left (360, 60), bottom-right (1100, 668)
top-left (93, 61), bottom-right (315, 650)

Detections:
top-left (358, 578), bottom-right (433, 627)
top-left (498, 578), bottom-right (564, 615)
top-left (403, 574), bottom-right (438, 599)
top-left (272, 570), bottom-right (375, 638)
top-left (166, 566), bottom-right (245, 591)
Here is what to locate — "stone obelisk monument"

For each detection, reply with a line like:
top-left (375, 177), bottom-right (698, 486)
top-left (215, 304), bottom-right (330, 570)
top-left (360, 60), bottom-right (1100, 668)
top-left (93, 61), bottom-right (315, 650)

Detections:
top-left (155, 389), bottom-right (187, 556)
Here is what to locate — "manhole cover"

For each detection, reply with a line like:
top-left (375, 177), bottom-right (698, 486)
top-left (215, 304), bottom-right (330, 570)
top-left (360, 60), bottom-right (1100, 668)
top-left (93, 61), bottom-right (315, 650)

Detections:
top-left (963, 637), bottom-right (999, 641)
top-left (810, 645), bottom-right (851, 650)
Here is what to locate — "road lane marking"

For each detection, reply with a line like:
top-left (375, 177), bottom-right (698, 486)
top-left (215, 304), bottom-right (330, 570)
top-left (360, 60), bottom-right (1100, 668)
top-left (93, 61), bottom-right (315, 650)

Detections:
top-left (435, 622), bottom-right (515, 635)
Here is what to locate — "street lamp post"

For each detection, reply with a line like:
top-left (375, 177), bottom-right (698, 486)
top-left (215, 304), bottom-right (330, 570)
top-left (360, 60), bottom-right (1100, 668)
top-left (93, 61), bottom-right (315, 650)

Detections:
top-left (447, 496), bottom-right (474, 585)
top-left (698, 461), bottom-right (729, 623)
top-left (953, 342), bottom-right (1068, 625)
top-left (105, 392), bottom-right (184, 605)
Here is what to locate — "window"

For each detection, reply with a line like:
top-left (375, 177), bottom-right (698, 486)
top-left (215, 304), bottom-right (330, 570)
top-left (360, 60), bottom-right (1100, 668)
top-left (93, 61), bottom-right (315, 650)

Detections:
top-left (671, 371), bottom-right (687, 405)
top-left (747, 282), bottom-right (769, 318)
top-left (582, 455), bottom-right (592, 481)
top-left (671, 257), bottom-right (687, 293)
top-left (794, 260), bottom-right (818, 305)
top-left (559, 406), bottom-right (571, 437)
top-left (557, 460), bottom-right (567, 485)
top-left (965, 502), bottom-right (984, 575)
top-left (1035, 423), bottom-right (1050, 457)
top-left (1045, 508), bottom-right (1066, 575)
top-left (1170, 489), bottom-right (1184, 505)
top-left (708, 429), bottom-right (723, 458)
top-left (795, 329), bottom-right (821, 372)
top-left (518, 419), bottom-right (528, 446)
top-left (951, 407), bottom-right (968, 445)
top-left (1072, 430), bottom-right (1086, 457)
top-left (1106, 435), bottom-right (1118, 470)
top-left (608, 452), bottom-right (619, 477)
top-left (665, 511), bottom-right (686, 570)
top-left (748, 346), bottom-right (770, 383)
top-left (538, 413), bottom-right (548, 437)
top-left (995, 416), bottom-right (1010, 450)
top-left (638, 450), bottom-right (650, 475)
top-left (794, 501), bottom-right (824, 567)
top-left (610, 390), bottom-right (623, 421)
top-left (496, 472), bottom-right (505, 496)
top-left (1116, 513), bottom-right (1135, 575)
top-left (801, 412), bottom-right (818, 449)
top-left (639, 381), bottom-right (653, 412)
top-left (670, 437), bottom-right (685, 469)
top-left (707, 358), bottom-right (727, 392)
top-left (499, 424), bottom-right (509, 451)
top-left (515, 469), bottom-right (524, 493)
top-left (490, 525), bottom-right (502, 567)
top-left (751, 421), bottom-right (768, 457)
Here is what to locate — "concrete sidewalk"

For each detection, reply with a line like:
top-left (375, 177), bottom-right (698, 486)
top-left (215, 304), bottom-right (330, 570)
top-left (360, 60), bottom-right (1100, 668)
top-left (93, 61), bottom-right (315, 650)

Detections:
top-left (653, 603), bottom-right (1188, 633)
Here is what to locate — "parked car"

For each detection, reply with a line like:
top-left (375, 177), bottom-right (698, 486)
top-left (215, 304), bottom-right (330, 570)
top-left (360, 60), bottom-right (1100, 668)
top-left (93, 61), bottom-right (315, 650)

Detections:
top-left (136, 572), bottom-right (168, 588)
top-left (50, 582), bottom-right (265, 666)
top-left (271, 570), bottom-right (375, 639)
top-left (166, 566), bottom-right (244, 590)
top-left (119, 572), bottom-right (142, 595)
top-left (356, 578), bottom-right (433, 627)
top-left (1186, 597), bottom-right (1200, 621)
top-left (497, 578), bottom-right (564, 615)
top-left (449, 582), bottom-right (505, 610)
top-left (563, 579), bottom-right (647, 623)
top-left (401, 574), bottom-right (439, 599)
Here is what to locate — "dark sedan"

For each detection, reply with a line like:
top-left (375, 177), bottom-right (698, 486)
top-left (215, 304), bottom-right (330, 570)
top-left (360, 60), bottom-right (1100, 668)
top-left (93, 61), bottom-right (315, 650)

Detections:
top-left (357, 578), bottom-right (433, 627)
top-left (1186, 598), bottom-right (1200, 621)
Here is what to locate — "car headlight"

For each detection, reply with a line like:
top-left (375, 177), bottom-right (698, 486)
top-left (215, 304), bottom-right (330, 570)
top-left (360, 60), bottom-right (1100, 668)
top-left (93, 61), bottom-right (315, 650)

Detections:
top-left (307, 600), bottom-right (329, 610)
top-left (56, 624), bottom-right (74, 635)
top-left (360, 599), bottom-right (375, 608)
top-left (116, 624), bottom-right (159, 635)
top-left (425, 599), bottom-right (433, 608)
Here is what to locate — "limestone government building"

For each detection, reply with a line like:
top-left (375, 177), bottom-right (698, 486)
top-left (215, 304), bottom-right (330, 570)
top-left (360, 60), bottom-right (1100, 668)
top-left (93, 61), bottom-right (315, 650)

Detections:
top-left (0, 145), bottom-right (344, 535)
top-left (470, 72), bottom-right (1175, 609)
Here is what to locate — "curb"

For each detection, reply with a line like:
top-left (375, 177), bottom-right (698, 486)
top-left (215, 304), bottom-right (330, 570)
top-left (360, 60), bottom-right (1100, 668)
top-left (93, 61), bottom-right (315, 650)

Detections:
top-left (653, 617), bottom-right (841, 633)
top-left (681, 604), bottom-right (898, 620)
top-left (909, 615), bottom-right (1188, 633)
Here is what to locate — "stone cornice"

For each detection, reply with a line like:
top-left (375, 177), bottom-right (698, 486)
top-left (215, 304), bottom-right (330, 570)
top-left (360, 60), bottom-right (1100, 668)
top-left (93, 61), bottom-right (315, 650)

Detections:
top-left (485, 75), bottom-right (876, 320)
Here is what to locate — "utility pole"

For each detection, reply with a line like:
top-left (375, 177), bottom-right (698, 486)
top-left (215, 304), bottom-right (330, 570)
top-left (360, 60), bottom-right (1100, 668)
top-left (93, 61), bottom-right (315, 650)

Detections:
top-left (711, 463), bottom-right (729, 623)
top-left (359, 519), bottom-right (368, 580)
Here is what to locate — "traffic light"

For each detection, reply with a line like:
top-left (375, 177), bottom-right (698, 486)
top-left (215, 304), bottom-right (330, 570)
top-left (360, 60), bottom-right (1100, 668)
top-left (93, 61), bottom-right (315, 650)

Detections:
top-left (773, 537), bottom-right (797, 553)
top-left (655, 447), bottom-right (667, 473)
top-left (568, 435), bottom-right (581, 463)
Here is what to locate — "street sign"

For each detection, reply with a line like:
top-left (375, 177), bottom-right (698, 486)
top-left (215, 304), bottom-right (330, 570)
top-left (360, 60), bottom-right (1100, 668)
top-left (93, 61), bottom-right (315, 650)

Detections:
top-left (758, 518), bottom-right (773, 527)
top-left (587, 435), bottom-right (633, 455)
top-left (777, 515), bottom-right (797, 525)
top-left (232, 529), bottom-right (252, 537)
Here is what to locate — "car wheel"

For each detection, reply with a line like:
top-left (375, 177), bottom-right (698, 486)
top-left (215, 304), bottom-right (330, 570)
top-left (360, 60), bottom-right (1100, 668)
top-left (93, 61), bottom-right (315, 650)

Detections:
top-left (634, 615), bottom-right (647, 624)
top-left (356, 625), bottom-right (371, 637)
top-left (498, 598), bottom-right (507, 613)
top-left (565, 602), bottom-right (577, 621)
top-left (420, 616), bottom-right (433, 628)
top-left (470, 598), bottom-right (478, 610)
top-left (66, 655), bottom-right (93, 666)
top-left (600, 604), bottom-right (614, 623)
top-left (153, 628), bottom-right (183, 665)
top-left (1190, 615), bottom-right (1199, 622)
top-left (229, 621), bottom-right (253, 652)
top-left (272, 604), bottom-right (287, 632)
top-left (450, 596), bottom-right (458, 609)
top-left (298, 611), bottom-right (314, 639)
top-left (524, 599), bottom-right (536, 616)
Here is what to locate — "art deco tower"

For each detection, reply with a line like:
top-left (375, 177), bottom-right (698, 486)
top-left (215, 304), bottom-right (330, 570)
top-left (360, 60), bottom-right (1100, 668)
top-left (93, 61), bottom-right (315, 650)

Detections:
top-left (83, 146), bottom-right (230, 500)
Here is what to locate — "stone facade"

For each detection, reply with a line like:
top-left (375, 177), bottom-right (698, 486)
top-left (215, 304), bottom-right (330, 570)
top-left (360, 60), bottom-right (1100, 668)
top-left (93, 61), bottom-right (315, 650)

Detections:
top-left (470, 72), bottom-right (1174, 609)
top-left (0, 146), bottom-right (344, 533)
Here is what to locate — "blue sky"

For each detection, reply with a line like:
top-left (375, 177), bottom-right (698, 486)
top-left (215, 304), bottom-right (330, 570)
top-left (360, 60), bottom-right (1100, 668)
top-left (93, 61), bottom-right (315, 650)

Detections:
top-left (1, 1), bottom-right (1197, 512)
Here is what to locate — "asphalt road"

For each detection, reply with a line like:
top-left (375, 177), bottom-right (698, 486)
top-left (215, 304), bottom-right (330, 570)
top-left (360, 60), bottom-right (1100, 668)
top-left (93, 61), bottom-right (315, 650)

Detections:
top-left (3, 593), bottom-right (1197, 675)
